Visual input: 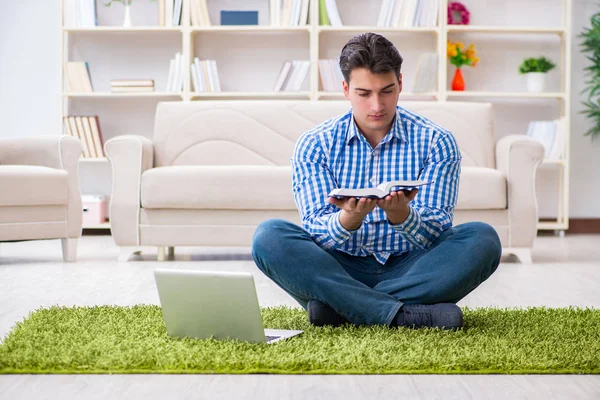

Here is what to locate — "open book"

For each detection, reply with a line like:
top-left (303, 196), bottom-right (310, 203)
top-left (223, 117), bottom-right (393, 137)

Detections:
top-left (328, 180), bottom-right (432, 199)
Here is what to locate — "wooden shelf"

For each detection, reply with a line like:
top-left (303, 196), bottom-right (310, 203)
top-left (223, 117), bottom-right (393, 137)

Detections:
top-left (63, 26), bottom-right (183, 32)
top-left (64, 92), bottom-right (184, 98)
top-left (190, 91), bottom-right (311, 99)
top-left (446, 91), bottom-right (565, 100)
top-left (318, 26), bottom-right (438, 34)
top-left (446, 25), bottom-right (566, 35)
top-left (191, 26), bottom-right (310, 33)
top-left (60, 0), bottom-right (573, 233)
top-left (318, 91), bottom-right (439, 99)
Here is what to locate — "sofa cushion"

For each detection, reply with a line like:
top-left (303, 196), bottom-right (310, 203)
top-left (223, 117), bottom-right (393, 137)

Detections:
top-left (141, 165), bottom-right (296, 210)
top-left (456, 166), bottom-right (506, 210)
top-left (141, 165), bottom-right (505, 211)
top-left (0, 165), bottom-right (68, 206)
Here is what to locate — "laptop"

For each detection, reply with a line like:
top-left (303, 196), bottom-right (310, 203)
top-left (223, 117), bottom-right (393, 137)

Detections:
top-left (154, 269), bottom-right (303, 344)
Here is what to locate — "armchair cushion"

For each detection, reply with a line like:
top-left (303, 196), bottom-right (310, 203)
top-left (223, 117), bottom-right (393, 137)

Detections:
top-left (0, 165), bottom-right (68, 206)
top-left (141, 165), bottom-right (296, 210)
top-left (455, 166), bottom-right (507, 210)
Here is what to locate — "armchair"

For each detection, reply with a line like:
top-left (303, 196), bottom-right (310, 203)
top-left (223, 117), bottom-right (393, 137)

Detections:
top-left (0, 136), bottom-right (83, 261)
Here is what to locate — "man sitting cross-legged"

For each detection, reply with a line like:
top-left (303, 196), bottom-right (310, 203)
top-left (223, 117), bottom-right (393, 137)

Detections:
top-left (251, 32), bottom-right (502, 330)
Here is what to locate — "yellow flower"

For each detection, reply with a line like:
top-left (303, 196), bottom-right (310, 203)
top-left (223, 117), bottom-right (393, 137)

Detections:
top-left (468, 44), bottom-right (475, 51)
top-left (471, 57), bottom-right (479, 67)
top-left (451, 49), bottom-right (458, 57)
top-left (466, 49), bottom-right (475, 59)
top-left (456, 42), bottom-right (464, 50)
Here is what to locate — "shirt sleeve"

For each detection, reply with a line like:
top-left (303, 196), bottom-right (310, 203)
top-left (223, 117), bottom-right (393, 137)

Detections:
top-left (291, 133), bottom-right (356, 249)
top-left (390, 130), bottom-right (461, 249)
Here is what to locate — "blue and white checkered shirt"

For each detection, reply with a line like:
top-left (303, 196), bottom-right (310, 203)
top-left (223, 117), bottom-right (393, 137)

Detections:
top-left (291, 105), bottom-right (461, 264)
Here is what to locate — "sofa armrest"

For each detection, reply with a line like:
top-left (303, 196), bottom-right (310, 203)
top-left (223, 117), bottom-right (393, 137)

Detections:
top-left (0, 136), bottom-right (83, 238)
top-left (105, 135), bottom-right (154, 246)
top-left (495, 135), bottom-right (544, 248)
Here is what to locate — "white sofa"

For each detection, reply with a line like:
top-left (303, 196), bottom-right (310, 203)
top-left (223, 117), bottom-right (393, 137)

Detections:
top-left (105, 100), bottom-right (544, 263)
top-left (0, 136), bottom-right (83, 261)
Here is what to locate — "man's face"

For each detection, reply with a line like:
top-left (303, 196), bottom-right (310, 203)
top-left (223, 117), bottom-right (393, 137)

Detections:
top-left (342, 68), bottom-right (402, 136)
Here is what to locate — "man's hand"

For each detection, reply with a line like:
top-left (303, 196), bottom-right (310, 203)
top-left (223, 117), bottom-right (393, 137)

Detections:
top-left (328, 197), bottom-right (377, 231)
top-left (376, 189), bottom-right (419, 225)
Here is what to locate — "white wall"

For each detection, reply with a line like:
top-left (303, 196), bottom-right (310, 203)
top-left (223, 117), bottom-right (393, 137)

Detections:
top-left (0, 0), bottom-right (598, 217)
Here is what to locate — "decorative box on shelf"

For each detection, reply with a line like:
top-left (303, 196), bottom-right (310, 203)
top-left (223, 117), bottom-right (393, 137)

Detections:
top-left (220, 11), bottom-right (259, 26)
top-left (82, 194), bottom-right (108, 226)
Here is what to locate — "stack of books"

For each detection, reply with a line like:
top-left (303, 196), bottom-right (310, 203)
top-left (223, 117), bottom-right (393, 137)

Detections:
top-left (63, 0), bottom-right (97, 28)
top-left (274, 60), bottom-right (310, 92)
top-left (318, 59), bottom-right (344, 92)
top-left (160, 0), bottom-right (184, 27)
top-left (63, 116), bottom-right (105, 159)
top-left (190, 0), bottom-right (211, 26)
top-left (411, 53), bottom-right (438, 93)
top-left (190, 57), bottom-right (221, 93)
top-left (526, 118), bottom-right (566, 161)
top-left (376, 0), bottom-right (439, 28)
top-left (270, 0), bottom-right (309, 26)
top-left (167, 52), bottom-right (185, 92)
top-left (110, 80), bottom-right (155, 93)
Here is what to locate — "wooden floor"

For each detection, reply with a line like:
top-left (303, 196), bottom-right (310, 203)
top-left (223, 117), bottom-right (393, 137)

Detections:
top-left (1, 234), bottom-right (600, 400)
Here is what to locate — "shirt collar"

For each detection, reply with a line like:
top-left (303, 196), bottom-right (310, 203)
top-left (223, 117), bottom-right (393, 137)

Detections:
top-left (345, 107), bottom-right (408, 145)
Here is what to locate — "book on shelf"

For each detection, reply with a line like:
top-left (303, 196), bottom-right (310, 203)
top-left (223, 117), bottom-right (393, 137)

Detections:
top-left (63, 0), bottom-right (97, 28)
top-left (190, 0), bottom-right (211, 26)
top-left (111, 86), bottom-right (155, 92)
top-left (319, 0), bottom-right (330, 26)
top-left (526, 118), bottom-right (566, 161)
top-left (274, 60), bottom-right (309, 92)
top-left (166, 52), bottom-right (185, 92)
top-left (64, 62), bottom-right (94, 93)
top-left (271, 0), bottom-right (309, 27)
top-left (161, 0), bottom-right (183, 27)
top-left (190, 58), bottom-right (221, 93)
top-left (111, 79), bottom-right (155, 87)
top-left (63, 116), bottom-right (105, 159)
top-left (221, 11), bottom-right (258, 26)
top-left (328, 180), bottom-right (432, 199)
top-left (324, 0), bottom-right (343, 27)
top-left (377, 0), bottom-right (438, 28)
top-left (173, 0), bottom-right (183, 26)
top-left (319, 59), bottom-right (344, 92)
top-left (110, 79), bottom-right (155, 92)
top-left (411, 52), bottom-right (438, 93)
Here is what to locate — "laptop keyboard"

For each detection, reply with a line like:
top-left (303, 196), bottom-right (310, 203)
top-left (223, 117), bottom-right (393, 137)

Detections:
top-left (266, 335), bottom-right (281, 342)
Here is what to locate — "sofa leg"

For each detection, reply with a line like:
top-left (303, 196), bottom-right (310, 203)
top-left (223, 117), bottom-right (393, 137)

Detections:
top-left (157, 246), bottom-right (166, 262)
top-left (168, 246), bottom-right (175, 259)
top-left (505, 248), bottom-right (532, 264)
top-left (61, 238), bottom-right (78, 262)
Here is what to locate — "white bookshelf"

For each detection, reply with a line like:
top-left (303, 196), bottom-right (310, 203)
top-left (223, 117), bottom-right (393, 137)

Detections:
top-left (60, 0), bottom-right (572, 232)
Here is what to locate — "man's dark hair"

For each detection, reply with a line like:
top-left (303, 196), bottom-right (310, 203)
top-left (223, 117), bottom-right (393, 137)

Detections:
top-left (339, 32), bottom-right (403, 84)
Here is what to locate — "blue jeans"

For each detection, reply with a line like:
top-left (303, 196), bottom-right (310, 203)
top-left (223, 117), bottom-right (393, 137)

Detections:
top-left (251, 219), bottom-right (502, 326)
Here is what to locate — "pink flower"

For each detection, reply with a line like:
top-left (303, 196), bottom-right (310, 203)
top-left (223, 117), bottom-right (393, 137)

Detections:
top-left (448, 2), bottom-right (470, 25)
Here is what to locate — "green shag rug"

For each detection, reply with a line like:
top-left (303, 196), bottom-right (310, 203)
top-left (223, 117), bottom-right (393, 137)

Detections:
top-left (1, 305), bottom-right (599, 374)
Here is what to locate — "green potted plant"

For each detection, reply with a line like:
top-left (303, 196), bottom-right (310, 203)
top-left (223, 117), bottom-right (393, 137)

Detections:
top-left (518, 57), bottom-right (556, 93)
top-left (579, 9), bottom-right (600, 141)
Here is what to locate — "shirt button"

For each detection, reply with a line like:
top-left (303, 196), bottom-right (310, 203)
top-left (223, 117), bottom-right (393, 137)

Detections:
top-left (370, 178), bottom-right (375, 183)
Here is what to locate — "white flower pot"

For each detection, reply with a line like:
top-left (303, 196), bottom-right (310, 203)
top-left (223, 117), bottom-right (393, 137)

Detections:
top-left (526, 72), bottom-right (546, 93)
top-left (123, 4), bottom-right (132, 27)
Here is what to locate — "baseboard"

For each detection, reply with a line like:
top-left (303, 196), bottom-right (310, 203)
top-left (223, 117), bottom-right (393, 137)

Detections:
top-left (567, 219), bottom-right (600, 234)
top-left (83, 219), bottom-right (600, 236)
